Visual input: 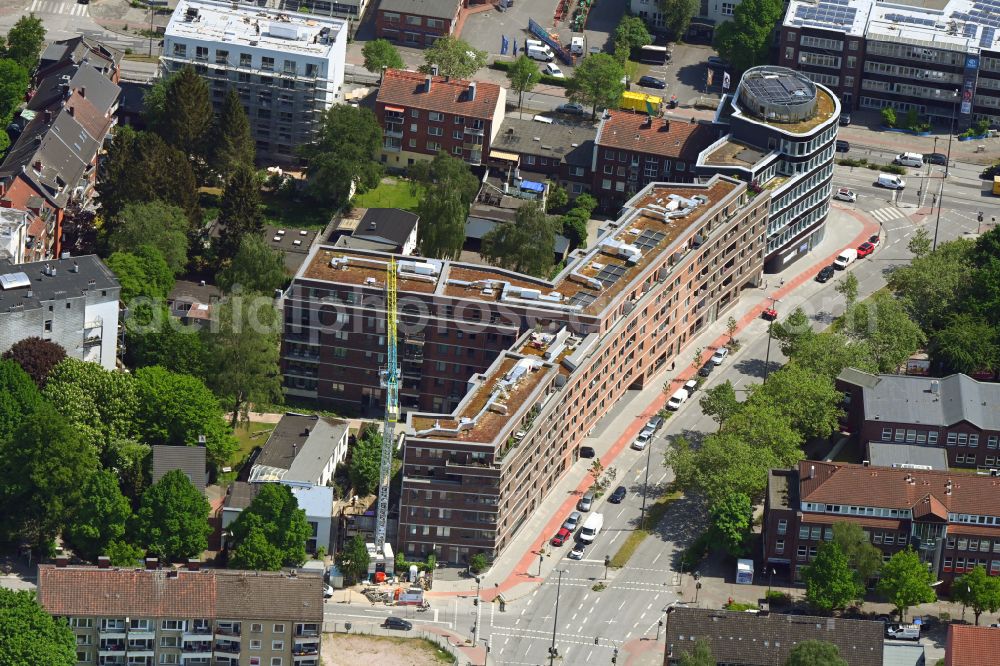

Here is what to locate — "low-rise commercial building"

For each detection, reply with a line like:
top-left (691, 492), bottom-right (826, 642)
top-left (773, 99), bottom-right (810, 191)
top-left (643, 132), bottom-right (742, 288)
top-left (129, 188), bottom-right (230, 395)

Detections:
top-left (37, 562), bottom-right (323, 666)
top-left (281, 175), bottom-right (767, 563)
top-left (374, 0), bottom-right (462, 47)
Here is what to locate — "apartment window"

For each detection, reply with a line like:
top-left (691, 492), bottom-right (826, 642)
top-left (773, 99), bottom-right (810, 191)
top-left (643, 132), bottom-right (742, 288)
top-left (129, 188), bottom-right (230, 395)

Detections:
top-left (44, 320), bottom-right (52, 332)
top-left (250, 640), bottom-right (262, 649)
top-left (272, 640), bottom-right (284, 650)
top-left (273, 624), bottom-right (285, 634)
top-left (873, 533), bottom-right (882, 544)
top-left (454, 116), bottom-right (465, 124)
top-left (195, 46), bottom-right (208, 61)
top-left (810, 526), bottom-right (821, 540)
top-left (948, 432), bottom-right (958, 446)
top-left (787, 31), bottom-right (797, 42)
top-left (777, 519), bottom-right (787, 535)
top-left (76, 651), bottom-right (90, 664)
top-left (283, 60), bottom-right (296, 75)
top-left (797, 545), bottom-right (808, 560)
top-left (452, 145), bottom-right (463, 156)
top-left (906, 429), bottom-right (916, 443)
top-left (799, 525), bottom-right (810, 539)
top-left (944, 557), bottom-right (953, 571)
top-left (406, 15), bottom-right (422, 25)
top-left (959, 433), bottom-right (968, 446)
top-left (721, 2), bottom-right (735, 14)
top-left (70, 619), bottom-right (94, 628)
top-left (426, 140), bottom-right (440, 150)
top-left (959, 538), bottom-right (969, 550)
top-left (881, 427), bottom-right (893, 441)
top-left (453, 130), bottom-right (463, 139)
top-left (171, 43), bottom-right (187, 57)
top-left (989, 435), bottom-right (999, 449)
top-left (160, 620), bottom-right (183, 631)
top-left (428, 126), bottom-right (443, 136)
top-left (602, 179), bottom-right (611, 190)
top-left (251, 623), bottom-right (263, 633)
top-left (271, 659), bottom-right (283, 666)
top-left (383, 11), bottom-right (399, 22)
top-left (775, 539), bottom-right (785, 554)
top-left (411, 109), bottom-right (420, 118)
top-left (409, 139), bottom-right (417, 148)
top-left (849, 40), bottom-right (859, 50)
top-left (429, 111), bottom-right (444, 122)
top-left (785, 47), bottom-right (795, 61)
top-left (240, 52), bottom-right (252, 67)
top-left (427, 18), bottom-right (444, 29)
top-left (159, 636), bottom-right (179, 648)
top-left (929, 431), bottom-right (939, 444)
top-left (262, 57), bottom-right (274, 71)
top-left (884, 534), bottom-right (895, 545)
top-left (895, 428), bottom-right (905, 442)
top-left (215, 49), bottom-right (228, 64)
top-left (970, 434), bottom-right (980, 448)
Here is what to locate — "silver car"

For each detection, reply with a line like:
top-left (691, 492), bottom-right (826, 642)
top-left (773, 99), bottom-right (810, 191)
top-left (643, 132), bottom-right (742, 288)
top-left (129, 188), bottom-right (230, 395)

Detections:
top-left (562, 511), bottom-right (582, 531)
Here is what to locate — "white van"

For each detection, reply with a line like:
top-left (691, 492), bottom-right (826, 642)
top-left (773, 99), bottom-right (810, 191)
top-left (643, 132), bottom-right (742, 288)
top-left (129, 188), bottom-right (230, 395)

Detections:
top-left (578, 512), bottom-right (603, 543)
top-left (877, 173), bottom-right (906, 189)
top-left (833, 247), bottom-right (858, 269)
top-left (526, 39), bottom-right (555, 62)
top-left (666, 387), bottom-right (689, 410)
top-left (893, 152), bottom-right (924, 167)
top-left (886, 624), bottom-right (920, 640)
top-left (570, 36), bottom-right (585, 55)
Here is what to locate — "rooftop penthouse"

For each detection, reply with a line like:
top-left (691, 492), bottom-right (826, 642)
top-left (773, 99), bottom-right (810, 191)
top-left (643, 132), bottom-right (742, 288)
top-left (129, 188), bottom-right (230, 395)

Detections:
top-left (731, 66), bottom-right (839, 135)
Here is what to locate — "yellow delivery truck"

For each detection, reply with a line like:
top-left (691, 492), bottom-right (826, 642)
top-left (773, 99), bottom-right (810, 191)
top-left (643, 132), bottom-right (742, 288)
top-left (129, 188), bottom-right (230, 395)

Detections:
top-left (620, 91), bottom-right (662, 113)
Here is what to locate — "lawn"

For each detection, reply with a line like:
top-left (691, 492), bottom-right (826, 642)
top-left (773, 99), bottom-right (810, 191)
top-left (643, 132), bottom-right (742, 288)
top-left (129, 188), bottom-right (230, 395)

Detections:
top-left (352, 178), bottom-right (423, 212)
top-left (218, 422), bottom-right (274, 485)
top-left (609, 488), bottom-right (683, 568)
top-left (260, 190), bottom-right (333, 230)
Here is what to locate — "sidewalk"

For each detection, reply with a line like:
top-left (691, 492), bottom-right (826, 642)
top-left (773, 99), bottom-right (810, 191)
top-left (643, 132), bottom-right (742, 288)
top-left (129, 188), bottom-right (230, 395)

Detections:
top-left (428, 206), bottom-right (878, 605)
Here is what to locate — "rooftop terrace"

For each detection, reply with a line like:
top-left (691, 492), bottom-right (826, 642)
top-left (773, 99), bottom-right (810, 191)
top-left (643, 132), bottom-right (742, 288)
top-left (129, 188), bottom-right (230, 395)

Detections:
top-left (700, 137), bottom-right (768, 169)
top-left (732, 67), bottom-right (838, 135)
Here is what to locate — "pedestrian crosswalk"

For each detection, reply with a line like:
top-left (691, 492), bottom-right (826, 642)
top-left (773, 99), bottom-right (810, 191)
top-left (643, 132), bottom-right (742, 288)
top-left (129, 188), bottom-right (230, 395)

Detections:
top-left (28, 0), bottom-right (89, 16)
top-left (869, 207), bottom-right (908, 224)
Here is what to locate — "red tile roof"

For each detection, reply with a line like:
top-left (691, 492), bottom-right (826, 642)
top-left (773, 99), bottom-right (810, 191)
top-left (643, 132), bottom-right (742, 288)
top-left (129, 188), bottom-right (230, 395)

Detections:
top-left (798, 461), bottom-right (1000, 517)
top-left (946, 625), bottom-right (1000, 666)
top-left (595, 111), bottom-right (718, 160)
top-left (376, 69), bottom-right (501, 120)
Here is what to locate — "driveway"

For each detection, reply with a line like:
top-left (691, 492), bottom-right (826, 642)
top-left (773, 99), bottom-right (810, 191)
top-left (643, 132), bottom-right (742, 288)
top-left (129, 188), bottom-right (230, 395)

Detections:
top-left (459, 0), bottom-right (563, 57)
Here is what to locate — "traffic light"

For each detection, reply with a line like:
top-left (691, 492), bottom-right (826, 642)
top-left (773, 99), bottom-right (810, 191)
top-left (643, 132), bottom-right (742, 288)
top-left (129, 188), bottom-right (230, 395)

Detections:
top-left (594, 637), bottom-right (599, 645)
top-left (473, 598), bottom-right (479, 606)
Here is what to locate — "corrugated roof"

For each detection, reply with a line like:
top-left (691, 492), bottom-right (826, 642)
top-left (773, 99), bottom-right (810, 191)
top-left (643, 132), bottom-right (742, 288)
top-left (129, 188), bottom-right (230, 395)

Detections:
top-left (377, 69), bottom-right (501, 120)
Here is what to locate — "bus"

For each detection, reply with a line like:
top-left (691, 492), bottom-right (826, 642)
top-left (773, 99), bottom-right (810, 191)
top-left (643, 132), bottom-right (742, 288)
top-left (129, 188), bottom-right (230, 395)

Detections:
top-left (637, 44), bottom-right (669, 65)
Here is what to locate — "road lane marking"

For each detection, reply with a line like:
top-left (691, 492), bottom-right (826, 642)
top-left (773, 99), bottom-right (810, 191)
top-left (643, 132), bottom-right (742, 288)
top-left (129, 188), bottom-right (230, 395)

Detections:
top-left (618, 600), bottom-right (627, 610)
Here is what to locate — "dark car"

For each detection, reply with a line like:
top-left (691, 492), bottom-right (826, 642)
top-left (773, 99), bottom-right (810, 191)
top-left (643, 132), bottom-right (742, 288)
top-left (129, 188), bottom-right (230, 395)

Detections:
top-left (707, 56), bottom-right (729, 69)
top-left (868, 234), bottom-right (881, 246)
top-left (698, 361), bottom-right (714, 377)
top-left (836, 140), bottom-right (850, 152)
top-left (638, 75), bottom-right (667, 89)
top-left (839, 114), bottom-right (851, 126)
top-left (579, 446), bottom-right (596, 459)
top-left (609, 486), bottom-right (627, 503)
top-left (926, 152), bottom-right (948, 166)
top-left (383, 617), bottom-right (413, 631)
top-left (816, 265), bottom-right (836, 283)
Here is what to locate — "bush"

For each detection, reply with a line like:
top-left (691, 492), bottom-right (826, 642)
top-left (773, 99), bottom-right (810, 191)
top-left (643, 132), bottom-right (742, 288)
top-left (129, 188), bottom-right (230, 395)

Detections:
top-left (960, 119), bottom-right (991, 139)
top-left (592, 582), bottom-right (607, 591)
top-left (765, 590), bottom-right (791, 605)
top-left (837, 158), bottom-right (868, 167)
top-left (680, 531), bottom-right (710, 572)
top-left (881, 107), bottom-right (897, 128)
top-left (469, 553), bottom-right (488, 574)
top-left (724, 601), bottom-right (759, 611)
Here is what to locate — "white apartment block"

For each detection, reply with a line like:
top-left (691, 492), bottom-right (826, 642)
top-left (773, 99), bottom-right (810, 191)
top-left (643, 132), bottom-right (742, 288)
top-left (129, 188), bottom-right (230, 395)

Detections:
top-left (0, 208), bottom-right (28, 265)
top-left (162, 0), bottom-right (348, 164)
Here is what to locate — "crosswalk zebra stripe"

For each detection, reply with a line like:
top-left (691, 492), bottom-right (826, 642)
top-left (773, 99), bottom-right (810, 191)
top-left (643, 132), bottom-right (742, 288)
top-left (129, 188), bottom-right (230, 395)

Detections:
top-left (870, 208), bottom-right (907, 223)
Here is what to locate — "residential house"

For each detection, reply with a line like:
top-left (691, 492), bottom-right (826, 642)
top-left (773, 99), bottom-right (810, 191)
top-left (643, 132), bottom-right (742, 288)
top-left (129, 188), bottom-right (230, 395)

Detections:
top-left (492, 116), bottom-right (597, 197)
top-left (945, 624), bottom-right (1000, 666)
top-left (375, 0), bottom-right (462, 47)
top-left (0, 209), bottom-right (29, 265)
top-left (35, 36), bottom-right (122, 84)
top-left (167, 280), bottom-right (220, 327)
top-left (221, 481), bottom-right (335, 554)
top-left (248, 413), bottom-right (350, 486)
top-left (265, 225), bottom-right (320, 275)
top-left (37, 561), bottom-right (323, 666)
top-left (151, 444), bottom-right (209, 493)
top-left (330, 208), bottom-right (420, 255)
top-left (375, 69), bottom-right (506, 168)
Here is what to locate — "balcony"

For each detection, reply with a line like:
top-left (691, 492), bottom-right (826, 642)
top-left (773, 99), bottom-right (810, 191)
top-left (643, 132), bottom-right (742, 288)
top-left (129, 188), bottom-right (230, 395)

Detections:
top-left (99, 626), bottom-right (126, 639)
top-left (383, 139), bottom-right (402, 153)
top-left (213, 626), bottom-right (241, 639)
top-left (213, 640), bottom-right (241, 656)
top-left (127, 627), bottom-right (155, 639)
top-left (464, 125), bottom-right (485, 136)
top-left (384, 127), bottom-right (404, 139)
top-left (294, 627), bottom-right (320, 638)
top-left (183, 625), bottom-right (212, 641)
top-left (292, 655), bottom-right (320, 665)
top-left (98, 643), bottom-right (126, 656)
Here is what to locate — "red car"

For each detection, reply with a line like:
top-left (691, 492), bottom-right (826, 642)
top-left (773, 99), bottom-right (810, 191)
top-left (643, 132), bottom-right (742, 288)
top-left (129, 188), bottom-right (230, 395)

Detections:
top-left (762, 308), bottom-right (778, 320)
top-left (550, 527), bottom-right (572, 546)
top-left (857, 242), bottom-right (875, 258)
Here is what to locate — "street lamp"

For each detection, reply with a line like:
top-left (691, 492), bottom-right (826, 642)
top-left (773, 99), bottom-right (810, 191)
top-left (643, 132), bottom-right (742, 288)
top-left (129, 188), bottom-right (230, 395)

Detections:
top-left (766, 567), bottom-right (776, 596)
top-left (537, 550), bottom-right (545, 577)
top-left (763, 296), bottom-right (781, 383)
top-left (548, 569), bottom-right (566, 666)
top-left (932, 89), bottom-right (959, 252)
top-left (693, 571), bottom-right (702, 605)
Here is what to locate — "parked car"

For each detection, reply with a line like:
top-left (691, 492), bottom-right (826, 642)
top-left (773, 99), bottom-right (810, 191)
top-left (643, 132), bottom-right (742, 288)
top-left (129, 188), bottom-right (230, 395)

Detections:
top-left (550, 527), bottom-right (572, 546)
top-left (857, 241), bottom-right (875, 257)
top-left (645, 415), bottom-right (664, 432)
top-left (383, 617), bottom-right (413, 631)
top-left (555, 102), bottom-right (585, 116)
top-left (877, 174), bottom-right (906, 189)
top-left (707, 55), bottom-right (729, 69)
top-left (711, 347), bottom-right (729, 365)
top-left (562, 511), bottom-right (582, 531)
top-left (698, 361), bottom-right (714, 377)
top-left (666, 387), bottom-right (689, 410)
top-left (839, 114), bottom-right (851, 126)
top-left (868, 234), bottom-right (880, 246)
top-left (886, 624), bottom-right (920, 640)
top-left (638, 75), bottom-right (667, 89)
top-left (579, 446), bottom-right (596, 458)
top-left (762, 308), bottom-right (778, 320)
top-left (577, 490), bottom-right (595, 512)
top-left (834, 187), bottom-right (856, 202)
top-left (569, 543), bottom-right (585, 560)
top-left (544, 63), bottom-right (565, 78)
top-left (324, 584), bottom-right (334, 599)
top-left (631, 430), bottom-right (652, 451)
top-left (609, 486), bottom-right (627, 503)
top-left (683, 379), bottom-right (699, 395)
top-left (816, 265), bottom-right (836, 283)
top-left (836, 139), bottom-right (850, 152)
top-left (926, 152), bottom-right (948, 165)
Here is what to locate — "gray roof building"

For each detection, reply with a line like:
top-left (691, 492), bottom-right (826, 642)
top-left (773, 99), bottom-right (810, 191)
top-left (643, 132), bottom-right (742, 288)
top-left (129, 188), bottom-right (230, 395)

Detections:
top-left (377, 0), bottom-right (459, 18)
top-left (665, 607), bottom-right (884, 666)
top-left (330, 208), bottom-right (419, 255)
top-left (494, 116), bottom-right (597, 169)
top-left (37, 36), bottom-right (122, 81)
top-left (883, 643), bottom-right (925, 666)
top-left (151, 445), bottom-right (208, 493)
top-left (249, 413), bottom-right (350, 486)
top-left (867, 443), bottom-right (949, 471)
top-left (264, 225), bottom-right (319, 275)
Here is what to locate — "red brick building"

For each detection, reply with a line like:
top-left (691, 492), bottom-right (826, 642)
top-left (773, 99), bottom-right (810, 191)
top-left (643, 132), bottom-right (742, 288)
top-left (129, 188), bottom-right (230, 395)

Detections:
top-left (945, 624), bottom-right (1000, 666)
top-left (592, 111), bottom-right (720, 210)
top-left (374, 0), bottom-right (461, 48)
top-left (764, 460), bottom-right (1000, 590)
top-left (375, 69), bottom-right (505, 169)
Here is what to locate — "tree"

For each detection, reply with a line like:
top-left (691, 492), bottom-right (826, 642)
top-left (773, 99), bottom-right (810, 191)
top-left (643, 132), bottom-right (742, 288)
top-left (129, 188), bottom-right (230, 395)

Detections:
top-left (0, 58), bottom-right (29, 129)
top-left (677, 638), bottom-right (714, 666)
top-left (788, 331), bottom-right (877, 380)
top-left (105, 540), bottom-right (145, 567)
top-left (127, 311), bottom-right (208, 378)
top-left (337, 534), bottom-right (371, 584)
top-left (0, 588), bottom-right (76, 666)
top-left (714, 0), bottom-right (784, 73)
top-left (218, 234), bottom-right (287, 295)
top-left (575, 194), bottom-right (598, 215)
top-left (412, 153), bottom-right (480, 259)
top-left (362, 39), bottom-right (404, 77)
top-left (834, 272), bottom-right (858, 309)
top-left (699, 380), bottom-right (740, 427)
top-left (831, 522), bottom-right (883, 587)
top-left (888, 238), bottom-right (975, 333)
top-left (422, 36), bottom-right (487, 79)
top-left (930, 314), bottom-right (1000, 375)
top-left (106, 246), bottom-right (175, 302)
top-left (303, 105), bottom-right (383, 207)
top-left (63, 470), bottom-right (132, 562)
top-left (141, 72), bottom-right (171, 133)
top-left (843, 293), bottom-right (925, 373)
top-left (614, 16), bottom-right (653, 57)
top-left (876, 548), bottom-right (936, 621)
top-left (349, 427), bottom-right (382, 496)
top-left (561, 209), bottom-right (589, 250)
top-left (2, 14), bottom-right (45, 71)
top-left (211, 88), bottom-right (255, 181)
top-left (0, 359), bottom-right (43, 443)
top-left (770, 307), bottom-right (814, 359)
top-left (2, 337), bottom-right (66, 388)
top-left (692, 346), bottom-right (704, 371)
top-left (216, 165), bottom-right (265, 260)
top-left (203, 297), bottom-right (283, 428)
top-left (134, 365), bottom-right (238, 472)
top-left (567, 54), bottom-right (626, 119)
top-left (131, 469), bottom-right (211, 562)
top-left (107, 202), bottom-right (191, 275)
top-left (657, 0), bottom-right (700, 39)
top-left (746, 365), bottom-right (843, 440)
top-left (546, 182), bottom-right (569, 213)
top-left (908, 226), bottom-right (932, 258)
top-left (481, 202), bottom-right (559, 277)
top-left (229, 483), bottom-right (311, 570)
top-left (726, 315), bottom-right (739, 345)
top-left (952, 565), bottom-right (1000, 625)
top-left (784, 640), bottom-right (848, 666)
top-left (161, 66), bottom-right (213, 162)
top-left (707, 491), bottom-right (752, 556)
top-left (469, 552), bottom-right (488, 574)
top-left (506, 55), bottom-right (542, 118)
top-left (0, 404), bottom-right (98, 552)
top-left (881, 107), bottom-right (897, 128)
top-left (803, 542), bottom-right (863, 612)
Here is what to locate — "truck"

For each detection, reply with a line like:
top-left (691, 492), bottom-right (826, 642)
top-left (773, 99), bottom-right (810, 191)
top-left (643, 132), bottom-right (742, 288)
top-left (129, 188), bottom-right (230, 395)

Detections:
top-left (620, 91), bottom-right (662, 113)
top-left (570, 35), bottom-right (585, 56)
top-left (578, 512), bottom-right (603, 543)
top-left (993, 175), bottom-right (1000, 195)
top-left (885, 624), bottom-right (920, 640)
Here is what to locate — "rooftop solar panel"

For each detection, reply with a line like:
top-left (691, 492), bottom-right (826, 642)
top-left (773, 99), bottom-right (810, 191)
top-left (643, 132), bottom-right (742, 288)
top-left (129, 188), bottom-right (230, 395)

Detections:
top-left (568, 292), bottom-right (596, 308)
top-left (964, 23), bottom-right (979, 37)
top-left (983, 26), bottom-right (998, 46)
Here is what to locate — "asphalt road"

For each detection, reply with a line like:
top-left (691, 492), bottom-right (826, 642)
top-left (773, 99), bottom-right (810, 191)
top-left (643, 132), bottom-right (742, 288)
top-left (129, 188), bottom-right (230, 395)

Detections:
top-left (1, 0), bottom-right (149, 53)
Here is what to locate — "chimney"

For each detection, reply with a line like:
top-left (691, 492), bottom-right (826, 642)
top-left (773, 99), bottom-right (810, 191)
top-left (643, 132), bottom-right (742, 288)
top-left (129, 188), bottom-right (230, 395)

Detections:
top-left (930, 380), bottom-right (940, 395)
top-left (424, 75), bottom-right (432, 92)
top-left (431, 65), bottom-right (439, 76)
top-left (55, 555), bottom-right (69, 568)
top-left (862, 460), bottom-right (870, 467)
top-left (144, 557), bottom-right (159, 570)
top-left (67, 106), bottom-right (74, 117)
top-left (79, 86), bottom-right (85, 98)
top-left (97, 556), bottom-right (111, 569)
top-left (469, 81), bottom-right (477, 100)
top-left (186, 559), bottom-right (201, 571)
top-left (71, 262), bottom-right (79, 273)
top-left (808, 464), bottom-right (815, 479)
top-left (662, 118), bottom-right (670, 131)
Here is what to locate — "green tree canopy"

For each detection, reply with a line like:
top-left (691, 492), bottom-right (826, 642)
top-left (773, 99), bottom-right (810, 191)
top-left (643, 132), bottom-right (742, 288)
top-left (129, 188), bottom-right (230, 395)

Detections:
top-left (677, 638), bottom-right (714, 666)
top-left (64, 470), bottom-right (132, 562)
top-left (412, 152), bottom-right (480, 259)
top-left (770, 307), bottom-right (815, 359)
top-left (2, 13), bottom-right (45, 71)
top-left (560, 208), bottom-right (589, 250)
top-left (876, 548), bottom-right (936, 620)
top-left (362, 39), bottom-right (405, 75)
top-left (714, 0), bottom-right (784, 73)
top-left (229, 483), bottom-right (311, 570)
top-left (0, 359), bottom-right (43, 443)
top-left (126, 310), bottom-right (208, 378)
top-left (831, 521), bottom-right (883, 585)
top-left (803, 542), bottom-right (863, 613)
top-left (506, 54), bottom-right (542, 116)
top-left (707, 491), bottom-right (752, 556)
top-left (699, 379), bottom-right (741, 427)
top-left (131, 469), bottom-right (211, 562)
top-left (658, 0), bottom-right (699, 39)
top-left (907, 226), bottom-right (932, 258)
top-left (141, 72), bottom-right (171, 133)
top-left (842, 293), bottom-right (925, 373)
top-left (0, 58), bottom-right (29, 132)
top-left (614, 15), bottom-right (653, 58)
top-left (746, 364), bottom-right (843, 440)
top-left (216, 165), bottom-right (265, 261)
top-left (107, 202), bottom-right (191, 275)
top-left (788, 331), bottom-right (877, 380)
top-left (303, 105), bottom-right (383, 207)
top-left (567, 53), bottom-right (626, 119)
top-left (1, 337), bottom-right (66, 388)
top-left (930, 313), bottom-right (1000, 375)
top-left (350, 426), bottom-right (383, 496)
top-left (421, 36), bottom-right (487, 78)
top-left (952, 565), bottom-right (1000, 625)
top-left (481, 202), bottom-right (559, 277)
top-left (161, 65), bottom-right (213, 162)
top-left (106, 245), bottom-right (176, 302)
top-left (336, 534), bottom-right (370, 585)
top-left (0, 403), bottom-right (98, 551)
top-left (546, 182), bottom-right (569, 213)
top-left (211, 87), bottom-right (255, 181)
top-left (0, 588), bottom-right (75, 666)
top-left (218, 234), bottom-right (287, 295)
top-left (888, 238), bottom-right (975, 333)
top-left (834, 272), bottom-right (859, 309)
top-left (784, 640), bottom-right (848, 666)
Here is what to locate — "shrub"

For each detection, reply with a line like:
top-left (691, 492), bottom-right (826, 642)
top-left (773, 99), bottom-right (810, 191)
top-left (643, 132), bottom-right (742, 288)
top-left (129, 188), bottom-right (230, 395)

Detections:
top-left (724, 600), bottom-right (759, 611)
top-left (765, 590), bottom-right (791, 605)
top-left (469, 553), bottom-right (488, 574)
top-left (881, 107), bottom-right (897, 128)
top-left (837, 158), bottom-right (868, 167)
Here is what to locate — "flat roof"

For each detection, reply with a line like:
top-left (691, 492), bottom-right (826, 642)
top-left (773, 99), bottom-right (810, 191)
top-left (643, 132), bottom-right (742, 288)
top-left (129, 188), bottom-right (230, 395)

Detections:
top-left (867, 443), bottom-right (950, 471)
top-left (377, 0), bottom-right (460, 19)
top-left (0, 255), bottom-right (119, 312)
top-left (732, 68), bottom-right (838, 134)
top-left (701, 137), bottom-right (767, 168)
top-left (165, 0), bottom-right (346, 56)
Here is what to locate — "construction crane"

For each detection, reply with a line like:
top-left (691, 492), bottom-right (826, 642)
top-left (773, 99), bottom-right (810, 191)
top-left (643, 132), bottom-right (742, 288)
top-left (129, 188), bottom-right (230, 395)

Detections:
top-left (375, 257), bottom-right (399, 555)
